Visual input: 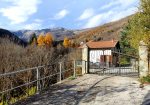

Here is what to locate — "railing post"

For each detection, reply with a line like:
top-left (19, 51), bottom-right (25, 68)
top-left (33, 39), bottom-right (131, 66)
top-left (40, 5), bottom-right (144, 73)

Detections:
top-left (103, 50), bottom-right (105, 75)
top-left (85, 61), bottom-right (87, 74)
top-left (118, 51), bottom-right (121, 75)
top-left (73, 60), bottom-right (76, 77)
top-left (36, 67), bottom-right (40, 93)
top-left (59, 62), bottom-right (62, 83)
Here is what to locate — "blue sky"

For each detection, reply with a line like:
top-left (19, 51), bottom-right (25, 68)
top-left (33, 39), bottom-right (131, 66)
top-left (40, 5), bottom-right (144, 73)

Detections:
top-left (0, 0), bottom-right (139, 30)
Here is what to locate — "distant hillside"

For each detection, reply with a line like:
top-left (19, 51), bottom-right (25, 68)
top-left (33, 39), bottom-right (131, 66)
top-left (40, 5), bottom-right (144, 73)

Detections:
top-left (1, 15), bottom-right (132, 45)
top-left (0, 28), bottom-right (27, 46)
top-left (12, 27), bottom-right (75, 42)
top-left (74, 15), bottom-right (132, 43)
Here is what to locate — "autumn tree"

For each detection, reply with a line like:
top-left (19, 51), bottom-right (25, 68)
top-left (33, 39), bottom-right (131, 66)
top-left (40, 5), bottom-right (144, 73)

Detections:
top-left (37, 34), bottom-right (45, 46)
top-left (63, 37), bottom-right (71, 48)
top-left (44, 32), bottom-right (53, 47)
top-left (128, 0), bottom-right (150, 50)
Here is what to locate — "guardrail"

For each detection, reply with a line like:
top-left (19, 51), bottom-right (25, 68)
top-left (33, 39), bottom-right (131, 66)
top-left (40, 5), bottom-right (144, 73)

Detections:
top-left (0, 60), bottom-right (77, 105)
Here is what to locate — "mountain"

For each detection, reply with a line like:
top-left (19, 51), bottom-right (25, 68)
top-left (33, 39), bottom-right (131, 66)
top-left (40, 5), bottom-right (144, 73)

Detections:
top-left (1, 15), bottom-right (132, 44)
top-left (73, 15), bottom-right (132, 43)
top-left (0, 28), bottom-right (27, 46)
top-left (12, 27), bottom-right (75, 42)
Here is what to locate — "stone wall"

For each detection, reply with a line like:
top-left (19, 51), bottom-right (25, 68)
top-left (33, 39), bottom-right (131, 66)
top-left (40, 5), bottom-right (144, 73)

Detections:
top-left (82, 44), bottom-right (88, 74)
top-left (139, 41), bottom-right (149, 77)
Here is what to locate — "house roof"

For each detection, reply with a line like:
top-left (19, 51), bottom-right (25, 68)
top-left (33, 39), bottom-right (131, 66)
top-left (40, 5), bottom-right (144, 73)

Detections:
top-left (79, 40), bottom-right (119, 49)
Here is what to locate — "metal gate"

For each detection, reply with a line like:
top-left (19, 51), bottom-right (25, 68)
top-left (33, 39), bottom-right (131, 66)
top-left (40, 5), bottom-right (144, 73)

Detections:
top-left (89, 52), bottom-right (139, 77)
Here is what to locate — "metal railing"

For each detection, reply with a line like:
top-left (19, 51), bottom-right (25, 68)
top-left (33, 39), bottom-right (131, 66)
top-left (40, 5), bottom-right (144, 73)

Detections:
top-left (88, 53), bottom-right (139, 77)
top-left (0, 60), bottom-right (77, 105)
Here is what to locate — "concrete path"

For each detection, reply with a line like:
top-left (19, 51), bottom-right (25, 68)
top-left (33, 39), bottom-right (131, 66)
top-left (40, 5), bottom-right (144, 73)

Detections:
top-left (17, 74), bottom-right (150, 105)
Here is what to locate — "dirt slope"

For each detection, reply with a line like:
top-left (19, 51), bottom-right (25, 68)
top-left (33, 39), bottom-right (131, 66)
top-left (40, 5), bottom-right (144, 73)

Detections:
top-left (74, 15), bottom-right (133, 43)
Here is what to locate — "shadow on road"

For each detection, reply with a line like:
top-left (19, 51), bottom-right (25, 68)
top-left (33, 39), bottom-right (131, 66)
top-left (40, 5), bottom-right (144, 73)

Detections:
top-left (142, 90), bottom-right (150, 105)
top-left (14, 75), bottom-right (114, 105)
top-left (74, 76), bottom-right (114, 105)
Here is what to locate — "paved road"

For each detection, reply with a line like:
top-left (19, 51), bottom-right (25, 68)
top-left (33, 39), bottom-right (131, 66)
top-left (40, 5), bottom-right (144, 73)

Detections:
top-left (17, 74), bottom-right (150, 105)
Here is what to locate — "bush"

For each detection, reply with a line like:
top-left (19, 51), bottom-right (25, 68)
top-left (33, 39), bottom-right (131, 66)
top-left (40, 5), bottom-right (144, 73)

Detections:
top-left (140, 75), bottom-right (150, 84)
top-left (76, 67), bottom-right (82, 76)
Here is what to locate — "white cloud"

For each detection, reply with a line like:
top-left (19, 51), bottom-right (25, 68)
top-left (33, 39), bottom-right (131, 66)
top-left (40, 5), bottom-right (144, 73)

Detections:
top-left (0, 0), bottom-right (41, 24)
top-left (100, 0), bottom-right (137, 10)
top-left (83, 0), bottom-right (138, 29)
top-left (83, 6), bottom-right (137, 29)
top-left (110, 7), bottom-right (137, 22)
top-left (83, 11), bottom-right (113, 28)
top-left (117, 0), bottom-right (138, 7)
top-left (53, 9), bottom-right (69, 20)
top-left (34, 19), bottom-right (43, 23)
top-left (49, 24), bottom-right (56, 28)
top-left (100, 2), bottom-right (118, 10)
top-left (83, 14), bottom-right (102, 28)
top-left (24, 23), bottom-right (41, 30)
top-left (78, 8), bottom-right (94, 20)
top-left (24, 18), bottom-right (43, 30)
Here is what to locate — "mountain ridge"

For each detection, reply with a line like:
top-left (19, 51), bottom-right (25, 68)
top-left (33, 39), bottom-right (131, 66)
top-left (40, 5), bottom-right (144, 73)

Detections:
top-left (0, 15), bottom-right (133, 45)
top-left (0, 28), bottom-right (27, 46)
top-left (12, 27), bottom-right (75, 42)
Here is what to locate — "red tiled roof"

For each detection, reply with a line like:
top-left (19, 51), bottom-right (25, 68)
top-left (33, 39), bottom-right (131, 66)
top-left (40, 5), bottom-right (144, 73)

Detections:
top-left (87, 40), bottom-right (118, 48)
top-left (79, 40), bottom-right (118, 49)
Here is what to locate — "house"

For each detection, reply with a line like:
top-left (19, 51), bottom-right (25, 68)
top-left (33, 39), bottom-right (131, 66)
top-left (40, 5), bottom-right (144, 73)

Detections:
top-left (79, 39), bottom-right (120, 73)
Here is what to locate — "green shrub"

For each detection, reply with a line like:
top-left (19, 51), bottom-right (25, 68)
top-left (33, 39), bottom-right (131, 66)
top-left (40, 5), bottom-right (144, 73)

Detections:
top-left (0, 102), bottom-right (8, 105)
top-left (76, 67), bottom-right (82, 76)
top-left (0, 94), bottom-right (8, 105)
top-left (26, 86), bottom-right (37, 96)
top-left (10, 97), bottom-right (17, 104)
top-left (143, 75), bottom-right (150, 83)
top-left (120, 57), bottom-right (130, 65)
top-left (140, 75), bottom-right (150, 84)
top-left (69, 76), bottom-right (76, 80)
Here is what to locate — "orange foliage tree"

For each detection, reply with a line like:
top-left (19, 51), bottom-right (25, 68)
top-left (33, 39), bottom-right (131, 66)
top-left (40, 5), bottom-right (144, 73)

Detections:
top-left (63, 37), bottom-right (71, 48)
top-left (44, 32), bottom-right (53, 47)
top-left (37, 34), bottom-right (45, 46)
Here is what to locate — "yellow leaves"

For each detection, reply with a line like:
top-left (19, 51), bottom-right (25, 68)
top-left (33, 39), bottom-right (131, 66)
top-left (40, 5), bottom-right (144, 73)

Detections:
top-left (63, 37), bottom-right (77, 48)
top-left (63, 37), bottom-right (71, 48)
top-left (128, 4), bottom-right (150, 50)
top-left (37, 32), bottom-right (53, 47)
top-left (45, 32), bottom-right (53, 47)
top-left (37, 34), bottom-right (45, 46)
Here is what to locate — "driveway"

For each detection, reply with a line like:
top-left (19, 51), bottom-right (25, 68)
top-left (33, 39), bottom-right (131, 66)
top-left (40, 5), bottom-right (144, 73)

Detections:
top-left (17, 74), bottom-right (150, 105)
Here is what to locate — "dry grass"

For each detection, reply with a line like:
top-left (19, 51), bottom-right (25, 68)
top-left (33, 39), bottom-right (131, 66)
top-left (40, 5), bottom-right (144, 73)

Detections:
top-left (0, 38), bottom-right (77, 102)
top-left (0, 38), bottom-right (82, 103)
top-left (0, 38), bottom-right (62, 73)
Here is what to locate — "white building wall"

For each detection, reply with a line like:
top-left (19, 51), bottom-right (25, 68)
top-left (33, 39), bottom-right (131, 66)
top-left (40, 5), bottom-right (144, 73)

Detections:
top-left (89, 50), bottom-right (111, 63)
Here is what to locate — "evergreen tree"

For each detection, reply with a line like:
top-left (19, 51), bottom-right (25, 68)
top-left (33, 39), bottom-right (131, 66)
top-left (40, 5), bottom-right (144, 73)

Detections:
top-left (120, 25), bottom-right (137, 55)
top-left (29, 33), bottom-right (37, 45)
